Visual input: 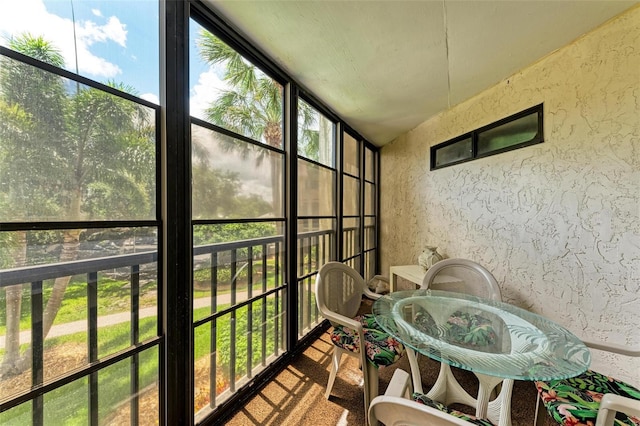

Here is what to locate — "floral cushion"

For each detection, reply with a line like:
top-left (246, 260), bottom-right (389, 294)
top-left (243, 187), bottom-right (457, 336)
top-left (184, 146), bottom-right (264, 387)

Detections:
top-left (330, 314), bottom-right (405, 367)
top-left (445, 311), bottom-right (497, 347)
top-left (535, 369), bottom-right (640, 425)
top-left (413, 310), bottom-right (498, 348)
top-left (413, 392), bottom-right (494, 425)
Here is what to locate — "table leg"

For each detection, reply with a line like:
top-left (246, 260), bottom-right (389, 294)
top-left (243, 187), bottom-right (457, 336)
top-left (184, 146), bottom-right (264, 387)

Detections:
top-left (425, 363), bottom-right (477, 408)
top-left (406, 348), bottom-right (423, 393)
top-left (390, 271), bottom-right (398, 292)
top-left (474, 373), bottom-right (513, 426)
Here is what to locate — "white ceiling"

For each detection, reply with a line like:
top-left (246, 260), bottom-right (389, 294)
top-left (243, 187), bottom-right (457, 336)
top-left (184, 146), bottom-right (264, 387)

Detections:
top-left (203, 1), bottom-right (638, 147)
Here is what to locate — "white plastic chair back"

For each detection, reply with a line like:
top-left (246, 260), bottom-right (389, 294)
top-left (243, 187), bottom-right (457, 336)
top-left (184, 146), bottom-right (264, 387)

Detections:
top-left (595, 394), bottom-right (640, 426)
top-left (370, 397), bottom-right (475, 426)
top-left (315, 261), bottom-right (369, 325)
top-left (409, 257), bottom-right (505, 418)
top-left (421, 258), bottom-right (501, 301)
top-left (315, 262), bottom-right (386, 425)
top-left (369, 369), bottom-right (477, 426)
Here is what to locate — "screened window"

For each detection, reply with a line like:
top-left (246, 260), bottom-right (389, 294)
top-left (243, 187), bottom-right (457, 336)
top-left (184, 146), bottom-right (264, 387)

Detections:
top-left (296, 97), bottom-right (336, 337)
top-left (298, 98), bottom-right (334, 167)
top-left (343, 132), bottom-right (359, 176)
top-left (363, 145), bottom-right (378, 279)
top-left (342, 130), bottom-right (362, 271)
top-left (0, 3), bottom-right (160, 423)
top-left (0, 3), bottom-right (380, 425)
top-left (190, 20), bottom-right (284, 149)
top-left (189, 17), bottom-right (287, 416)
top-left (191, 124), bottom-right (283, 219)
top-left (0, 0), bottom-right (159, 104)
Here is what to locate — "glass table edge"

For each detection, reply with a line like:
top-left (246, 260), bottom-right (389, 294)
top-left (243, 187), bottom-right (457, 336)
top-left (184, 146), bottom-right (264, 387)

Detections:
top-left (372, 289), bottom-right (591, 381)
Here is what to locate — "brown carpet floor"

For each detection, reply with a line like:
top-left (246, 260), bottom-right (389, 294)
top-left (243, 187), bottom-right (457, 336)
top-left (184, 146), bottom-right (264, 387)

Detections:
top-left (225, 301), bottom-right (555, 426)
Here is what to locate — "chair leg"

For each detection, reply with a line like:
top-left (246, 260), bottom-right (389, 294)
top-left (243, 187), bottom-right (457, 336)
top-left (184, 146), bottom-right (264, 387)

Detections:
top-left (325, 347), bottom-right (343, 399)
top-left (534, 392), bottom-right (545, 426)
top-left (363, 361), bottom-right (379, 426)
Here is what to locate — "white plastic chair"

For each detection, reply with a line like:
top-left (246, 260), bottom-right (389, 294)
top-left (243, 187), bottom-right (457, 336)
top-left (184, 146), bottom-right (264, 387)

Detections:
top-left (315, 262), bottom-right (405, 425)
top-left (369, 369), bottom-right (493, 426)
top-left (367, 274), bottom-right (390, 294)
top-left (407, 258), bottom-right (509, 424)
top-left (534, 339), bottom-right (640, 426)
top-left (421, 258), bottom-right (501, 300)
top-left (596, 394), bottom-right (640, 426)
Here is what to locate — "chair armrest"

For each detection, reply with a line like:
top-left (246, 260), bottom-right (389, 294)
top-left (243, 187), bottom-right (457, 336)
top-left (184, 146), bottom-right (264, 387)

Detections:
top-left (583, 340), bottom-right (640, 357)
top-left (318, 308), bottom-right (363, 332)
top-left (595, 394), bottom-right (640, 426)
top-left (365, 275), bottom-right (389, 298)
top-left (364, 286), bottom-right (382, 300)
top-left (385, 368), bottom-right (413, 399)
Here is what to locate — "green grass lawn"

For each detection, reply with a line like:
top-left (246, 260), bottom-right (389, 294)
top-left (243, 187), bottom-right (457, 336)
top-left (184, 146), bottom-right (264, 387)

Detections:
top-left (0, 256), bottom-right (293, 424)
top-left (0, 262), bottom-right (281, 335)
top-left (0, 298), bottom-right (285, 425)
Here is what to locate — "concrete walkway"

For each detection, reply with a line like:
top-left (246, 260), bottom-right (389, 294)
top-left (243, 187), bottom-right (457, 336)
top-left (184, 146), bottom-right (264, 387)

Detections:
top-left (0, 294), bottom-right (234, 349)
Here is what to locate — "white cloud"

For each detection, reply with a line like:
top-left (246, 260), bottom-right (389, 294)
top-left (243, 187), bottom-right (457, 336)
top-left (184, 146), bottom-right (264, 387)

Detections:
top-left (190, 67), bottom-right (230, 120)
top-left (140, 93), bottom-right (159, 105)
top-left (0, 0), bottom-right (125, 78)
top-left (102, 16), bottom-right (127, 47)
top-left (191, 125), bottom-right (274, 200)
top-left (77, 17), bottom-right (127, 48)
top-left (92, 9), bottom-right (102, 17)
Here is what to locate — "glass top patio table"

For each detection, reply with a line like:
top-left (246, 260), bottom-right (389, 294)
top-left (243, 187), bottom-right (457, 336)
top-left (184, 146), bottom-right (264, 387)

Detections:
top-left (372, 289), bottom-right (590, 381)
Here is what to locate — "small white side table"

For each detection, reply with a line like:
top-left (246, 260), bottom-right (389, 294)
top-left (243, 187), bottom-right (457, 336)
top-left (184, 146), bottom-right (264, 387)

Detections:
top-left (389, 264), bottom-right (426, 292)
top-left (389, 264), bottom-right (464, 292)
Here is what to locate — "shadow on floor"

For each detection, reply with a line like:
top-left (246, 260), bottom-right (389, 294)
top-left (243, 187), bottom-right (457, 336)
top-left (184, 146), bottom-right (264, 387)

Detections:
top-left (225, 328), bottom-right (554, 425)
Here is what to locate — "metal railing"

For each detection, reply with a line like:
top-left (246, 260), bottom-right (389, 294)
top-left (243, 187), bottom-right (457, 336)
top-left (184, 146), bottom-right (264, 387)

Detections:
top-left (192, 233), bottom-right (286, 412)
top-left (0, 225), bottom-right (371, 423)
top-left (0, 251), bottom-right (159, 425)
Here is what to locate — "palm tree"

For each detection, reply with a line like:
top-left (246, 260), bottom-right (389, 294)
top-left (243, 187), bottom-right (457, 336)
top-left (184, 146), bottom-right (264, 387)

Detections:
top-left (0, 34), bottom-right (155, 376)
top-left (0, 34), bottom-right (67, 376)
top-left (38, 79), bottom-right (153, 351)
top-left (197, 29), bottom-right (319, 215)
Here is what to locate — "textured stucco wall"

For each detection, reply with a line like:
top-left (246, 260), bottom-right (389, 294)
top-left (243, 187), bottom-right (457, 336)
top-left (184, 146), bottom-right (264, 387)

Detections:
top-left (380, 6), bottom-right (640, 384)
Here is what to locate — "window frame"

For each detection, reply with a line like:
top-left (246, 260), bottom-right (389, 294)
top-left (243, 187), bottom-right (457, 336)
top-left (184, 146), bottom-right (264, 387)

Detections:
top-left (430, 103), bottom-right (544, 170)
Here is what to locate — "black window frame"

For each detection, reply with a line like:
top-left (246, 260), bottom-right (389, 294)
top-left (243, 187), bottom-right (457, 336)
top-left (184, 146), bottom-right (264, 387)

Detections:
top-left (430, 103), bottom-right (544, 170)
top-left (0, 2), bottom-right (382, 425)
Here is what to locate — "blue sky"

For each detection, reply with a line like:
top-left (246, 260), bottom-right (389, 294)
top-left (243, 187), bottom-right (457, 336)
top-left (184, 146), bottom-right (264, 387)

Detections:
top-left (0, 0), bottom-right (226, 115)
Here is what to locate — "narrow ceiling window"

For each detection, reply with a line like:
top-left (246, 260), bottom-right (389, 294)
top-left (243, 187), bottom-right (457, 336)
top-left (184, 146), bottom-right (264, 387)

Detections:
top-left (431, 104), bottom-right (543, 170)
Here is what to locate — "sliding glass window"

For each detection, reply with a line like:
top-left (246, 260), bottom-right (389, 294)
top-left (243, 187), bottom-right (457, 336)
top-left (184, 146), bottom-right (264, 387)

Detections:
top-left (296, 97), bottom-right (336, 337)
top-left (0, 1), bottom-right (161, 424)
top-left (342, 131), bottom-right (361, 272)
top-left (189, 18), bottom-right (286, 419)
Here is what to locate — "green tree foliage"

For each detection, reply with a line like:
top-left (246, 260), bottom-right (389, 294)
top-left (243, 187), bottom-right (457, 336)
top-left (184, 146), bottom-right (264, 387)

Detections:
top-left (72, 81), bottom-right (155, 220)
top-left (0, 33), bottom-right (155, 376)
top-left (193, 222), bottom-right (277, 247)
top-left (0, 36), bottom-right (155, 223)
top-left (0, 34), bottom-right (68, 221)
top-left (197, 29), bottom-right (320, 157)
top-left (196, 29), bottom-right (320, 216)
top-left (197, 31), bottom-right (282, 148)
top-left (192, 165), bottom-right (271, 220)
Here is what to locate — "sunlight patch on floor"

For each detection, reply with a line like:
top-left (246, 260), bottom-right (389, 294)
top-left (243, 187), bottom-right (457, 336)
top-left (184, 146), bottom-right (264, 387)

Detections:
top-left (336, 409), bottom-right (349, 426)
